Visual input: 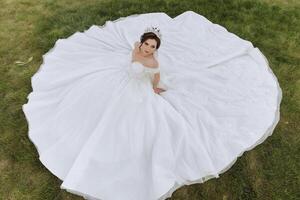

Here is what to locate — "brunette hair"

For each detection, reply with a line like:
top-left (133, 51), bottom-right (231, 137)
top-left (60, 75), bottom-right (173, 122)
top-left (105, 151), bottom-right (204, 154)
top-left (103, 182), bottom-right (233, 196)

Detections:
top-left (139, 32), bottom-right (161, 49)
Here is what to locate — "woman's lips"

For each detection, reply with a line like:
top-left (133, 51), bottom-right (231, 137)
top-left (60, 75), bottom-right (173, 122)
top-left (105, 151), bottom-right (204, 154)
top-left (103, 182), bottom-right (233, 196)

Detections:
top-left (145, 50), bottom-right (149, 53)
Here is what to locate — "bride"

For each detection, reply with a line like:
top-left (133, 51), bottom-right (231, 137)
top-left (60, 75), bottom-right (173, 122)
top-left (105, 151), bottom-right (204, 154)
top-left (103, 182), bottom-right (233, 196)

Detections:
top-left (131, 28), bottom-right (166, 94)
top-left (22, 11), bottom-right (282, 200)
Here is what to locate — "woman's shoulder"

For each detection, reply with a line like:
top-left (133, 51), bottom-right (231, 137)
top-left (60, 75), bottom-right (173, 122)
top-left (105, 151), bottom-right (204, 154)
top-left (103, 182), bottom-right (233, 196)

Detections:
top-left (146, 58), bottom-right (159, 68)
top-left (151, 59), bottom-right (159, 68)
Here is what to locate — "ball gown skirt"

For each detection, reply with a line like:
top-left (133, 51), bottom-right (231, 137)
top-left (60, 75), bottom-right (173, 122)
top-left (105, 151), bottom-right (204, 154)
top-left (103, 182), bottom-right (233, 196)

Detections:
top-left (22, 11), bottom-right (282, 200)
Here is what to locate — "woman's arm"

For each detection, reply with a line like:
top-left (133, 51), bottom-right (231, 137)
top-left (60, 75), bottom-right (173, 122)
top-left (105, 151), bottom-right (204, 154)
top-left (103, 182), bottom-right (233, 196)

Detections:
top-left (152, 73), bottom-right (166, 94)
top-left (152, 73), bottom-right (160, 89)
top-left (133, 41), bottom-right (141, 53)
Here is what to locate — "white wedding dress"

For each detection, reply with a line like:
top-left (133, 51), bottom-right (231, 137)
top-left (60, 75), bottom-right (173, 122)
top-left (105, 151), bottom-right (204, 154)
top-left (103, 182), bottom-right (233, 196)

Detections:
top-left (22, 11), bottom-right (282, 200)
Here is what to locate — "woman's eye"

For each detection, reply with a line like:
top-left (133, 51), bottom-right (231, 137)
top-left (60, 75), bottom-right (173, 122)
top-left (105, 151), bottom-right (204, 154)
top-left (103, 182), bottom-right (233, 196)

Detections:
top-left (151, 46), bottom-right (155, 48)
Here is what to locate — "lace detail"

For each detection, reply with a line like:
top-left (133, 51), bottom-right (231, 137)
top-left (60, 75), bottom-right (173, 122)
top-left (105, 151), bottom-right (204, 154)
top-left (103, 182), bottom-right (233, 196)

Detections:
top-left (132, 61), bottom-right (160, 74)
top-left (144, 65), bottom-right (160, 74)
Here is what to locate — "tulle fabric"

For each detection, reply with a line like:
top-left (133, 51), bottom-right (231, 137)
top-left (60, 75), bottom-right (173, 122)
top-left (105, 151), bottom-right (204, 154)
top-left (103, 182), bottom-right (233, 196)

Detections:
top-left (22, 11), bottom-right (282, 200)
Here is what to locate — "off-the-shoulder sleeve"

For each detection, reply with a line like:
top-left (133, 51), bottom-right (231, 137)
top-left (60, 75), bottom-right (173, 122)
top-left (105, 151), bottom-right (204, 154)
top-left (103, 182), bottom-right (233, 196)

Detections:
top-left (152, 66), bottom-right (160, 73)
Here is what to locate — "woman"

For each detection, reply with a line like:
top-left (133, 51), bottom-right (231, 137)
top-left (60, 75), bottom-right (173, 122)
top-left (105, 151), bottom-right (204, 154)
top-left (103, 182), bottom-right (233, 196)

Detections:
top-left (131, 29), bottom-right (166, 95)
top-left (22, 11), bottom-right (282, 200)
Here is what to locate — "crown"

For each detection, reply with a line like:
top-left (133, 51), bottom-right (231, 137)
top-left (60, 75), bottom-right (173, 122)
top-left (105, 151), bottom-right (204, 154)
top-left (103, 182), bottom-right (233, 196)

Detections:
top-left (144, 26), bottom-right (162, 39)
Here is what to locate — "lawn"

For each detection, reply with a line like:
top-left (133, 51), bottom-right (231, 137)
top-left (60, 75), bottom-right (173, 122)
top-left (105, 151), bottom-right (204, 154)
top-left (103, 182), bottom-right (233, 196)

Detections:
top-left (0, 0), bottom-right (299, 199)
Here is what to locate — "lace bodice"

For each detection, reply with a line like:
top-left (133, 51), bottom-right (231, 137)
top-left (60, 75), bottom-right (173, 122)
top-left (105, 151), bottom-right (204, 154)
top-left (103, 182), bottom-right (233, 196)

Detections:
top-left (133, 61), bottom-right (160, 73)
top-left (127, 61), bottom-right (160, 80)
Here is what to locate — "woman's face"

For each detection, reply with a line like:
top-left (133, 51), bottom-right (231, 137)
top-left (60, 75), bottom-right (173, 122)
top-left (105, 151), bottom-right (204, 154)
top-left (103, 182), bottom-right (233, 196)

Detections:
top-left (140, 39), bottom-right (157, 56)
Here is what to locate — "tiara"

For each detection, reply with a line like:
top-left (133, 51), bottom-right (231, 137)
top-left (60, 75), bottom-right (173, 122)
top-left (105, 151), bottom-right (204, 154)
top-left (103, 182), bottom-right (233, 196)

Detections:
top-left (144, 26), bottom-right (162, 39)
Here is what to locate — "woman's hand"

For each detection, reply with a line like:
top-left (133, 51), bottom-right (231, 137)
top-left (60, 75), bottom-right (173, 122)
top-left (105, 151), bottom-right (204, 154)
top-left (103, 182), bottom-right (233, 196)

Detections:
top-left (153, 87), bottom-right (166, 94)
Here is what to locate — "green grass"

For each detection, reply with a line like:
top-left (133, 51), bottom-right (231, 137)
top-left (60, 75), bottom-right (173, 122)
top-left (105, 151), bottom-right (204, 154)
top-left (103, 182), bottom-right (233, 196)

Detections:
top-left (0, 0), bottom-right (299, 199)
